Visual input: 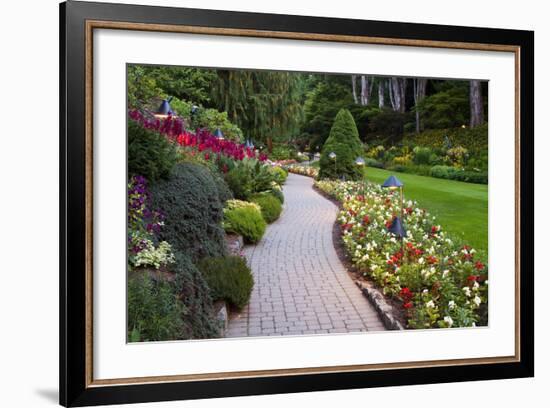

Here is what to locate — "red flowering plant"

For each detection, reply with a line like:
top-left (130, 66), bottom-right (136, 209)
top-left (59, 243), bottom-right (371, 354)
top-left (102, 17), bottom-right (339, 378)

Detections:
top-left (128, 109), bottom-right (267, 169)
top-left (315, 179), bottom-right (488, 329)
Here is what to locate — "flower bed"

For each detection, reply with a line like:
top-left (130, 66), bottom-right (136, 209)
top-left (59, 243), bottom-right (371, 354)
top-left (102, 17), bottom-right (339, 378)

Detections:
top-left (284, 164), bottom-right (319, 178)
top-left (314, 179), bottom-right (488, 329)
top-left (129, 109), bottom-right (267, 163)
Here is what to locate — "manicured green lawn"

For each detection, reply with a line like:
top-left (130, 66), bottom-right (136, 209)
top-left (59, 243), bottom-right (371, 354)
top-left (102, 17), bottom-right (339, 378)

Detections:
top-left (362, 167), bottom-right (488, 255)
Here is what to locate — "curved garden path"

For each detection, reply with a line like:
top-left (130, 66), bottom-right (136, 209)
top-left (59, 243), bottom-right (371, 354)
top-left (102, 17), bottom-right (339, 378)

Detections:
top-left (226, 173), bottom-right (386, 337)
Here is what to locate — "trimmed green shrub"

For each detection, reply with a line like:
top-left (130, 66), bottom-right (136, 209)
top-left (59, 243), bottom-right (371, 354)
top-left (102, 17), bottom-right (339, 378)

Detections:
top-left (270, 187), bottom-right (285, 204)
top-left (223, 205), bottom-right (266, 244)
top-left (270, 166), bottom-right (288, 185)
top-left (198, 256), bottom-right (254, 309)
top-left (319, 109), bottom-right (364, 180)
top-left (127, 274), bottom-right (185, 342)
top-left (413, 146), bottom-right (433, 165)
top-left (128, 119), bottom-right (177, 182)
top-left (430, 165), bottom-right (488, 184)
top-left (149, 162), bottom-right (227, 262)
top-left (250, 193), bottom-right (283, 223)
top-left (364, 157), bottom-right (384, 168)
top-left (172, 251), bottom-right (221, 339)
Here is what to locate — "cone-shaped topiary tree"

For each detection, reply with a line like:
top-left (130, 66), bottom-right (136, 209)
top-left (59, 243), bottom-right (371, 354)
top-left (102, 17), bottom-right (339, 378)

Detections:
top-left (319, 108), bottom-right (364, 180)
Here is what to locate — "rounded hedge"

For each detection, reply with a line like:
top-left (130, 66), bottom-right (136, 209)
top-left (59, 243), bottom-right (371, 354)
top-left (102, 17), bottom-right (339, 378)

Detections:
top-left (223, 205), bottom-right (266, 244)
top-left (250, 193), bottom-right (283, 223)
top-left (172, 251), bottom-right (221, 339)
top-left (269, 166), bottom-right (288, 185)
top-left (149, 162), bottom-right (227, 262)
top-left (128, 119), bottom-right (177, 182)
top-left (198, 256), bottom-right (254, 310)
top-left (319, 109), bottom-right (364, 180)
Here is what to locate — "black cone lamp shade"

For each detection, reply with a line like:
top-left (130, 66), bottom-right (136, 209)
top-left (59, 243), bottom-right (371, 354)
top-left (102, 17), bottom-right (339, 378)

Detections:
top-left (382, 175), bottom-right (404, 188)
top-left (388, 217), bottom-right (406, 238)
top-left (154, 97), bottom-right (174, 118)
top-left (214, 128), bottom-right (224, 140)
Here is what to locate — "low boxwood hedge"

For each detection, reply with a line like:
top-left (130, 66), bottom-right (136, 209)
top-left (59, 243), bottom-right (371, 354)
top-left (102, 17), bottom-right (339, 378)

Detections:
top-left (198, 256), bottom-right (254, 310)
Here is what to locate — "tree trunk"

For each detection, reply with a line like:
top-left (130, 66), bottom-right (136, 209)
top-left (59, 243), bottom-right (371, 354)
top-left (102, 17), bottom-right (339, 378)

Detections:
top-left (469, 80), bottom-right (484, 128)
top-left (351, 75), bottom-right (358, 104)
top-left (390, 77), bottom-right (406, 113)
top-left (378, 80), bottom-right (385, 108)
top-left (413, 78), bottom-right (428, 133)
top-left (360, 75), bottom-right (370, 105)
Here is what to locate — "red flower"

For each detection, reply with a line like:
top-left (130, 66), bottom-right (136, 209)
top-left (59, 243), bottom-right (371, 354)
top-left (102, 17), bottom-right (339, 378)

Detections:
top-left (363, 215), bottom-right (370, 225)
top-left (467, 275), bottom-right (479, 283)
top-left (204, 153), bottom-right (210, 160)
top-left (400, 287), bottom-right (413, 301)
top-left (427, 255), bottom-right (438, 265)
top-left (403, 302), bottom-right (413, 309)
top-left (475, 261), bottom-right (485, 271)
top-left (431, 226), bottom-right (438, 233)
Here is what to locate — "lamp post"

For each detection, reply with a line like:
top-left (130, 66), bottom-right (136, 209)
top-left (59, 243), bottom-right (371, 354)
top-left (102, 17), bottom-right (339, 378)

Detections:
top-left (190, 105), bottom-right (199, 129)
top-left (154, 97), bottom-right (174, 119)
top-left (382, 175), bottom-right (405, 254)
top-left (213, 128), bottom-right (224, 141)
top-left (329, 151), bottom-right (337, 178)
top-left (355, 156), bottom-right (366, 195)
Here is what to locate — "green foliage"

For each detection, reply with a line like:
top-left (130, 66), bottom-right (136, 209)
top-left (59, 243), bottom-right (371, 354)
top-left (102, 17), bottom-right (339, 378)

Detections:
top-left (270, 145), bottom-right (298, 160)
top-left (172, 251), bottom-right (221, 339)
top-left (127, 274), bottom-right (185, 342)
top-left (223, 204), bottom-right (266, 244)
top-left (149, 163), bottom-right (227, 262)
top-left (364, 157), bottom-right (384, 168)
top-left (412, 146), bottom-right (433, 165)
top-left (250, 193), bottom-right (283, 223)
top-left (128, 119), bottom-right (177, 181)
top-left (198, 256), bottom-right (254, 309)
top-left (415, 82), bottom-right (470, 129)
top-left (368, 108), bottom-right (412, 144)
top-left (430, 165), bottom-right (487, 184)
top-left (224, 158), bottom-right (275, 200)
top-left (302, 76), bottom-right (354, 149)
top-left (270, 187), bottom-right (284, 204)
top-left (127, 64), bottom-right (216, 108)
top-left (269, 166), bottom-right (288, 185)
top-left (319, 109), bottom-right (364, 180)
top-left (404, 124), bottom-right (488, 155)
top-left (169, 97), bottom-right (244, 142)
top-left (210, 70), bottom-right (305, 146)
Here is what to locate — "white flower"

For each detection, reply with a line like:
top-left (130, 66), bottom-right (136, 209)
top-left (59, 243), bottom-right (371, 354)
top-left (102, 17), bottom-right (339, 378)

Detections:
top-left (442, 269), bottom-right (450, 278)
top-left (444, 316), bottom-right (453, 327)
top-left (426, 300), bottom-right (435, 309)
top-left (418, 257), bottom-right (425, 265)
top-left (473, 295), bottom-right (482, 307)
top-left (473, 281), bottom-right (480, 290)
top-left (422, 289), bottom-right (429, 294)
top-left (448, 300), bottom-right (456, 310)
top-left (463, 287), bottom-right (472, 297)
top-left (356, 244), bottom-right (362, 249)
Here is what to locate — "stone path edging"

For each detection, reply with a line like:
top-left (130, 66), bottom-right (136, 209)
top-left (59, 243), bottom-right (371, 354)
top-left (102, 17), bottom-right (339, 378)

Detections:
top-left (355, 281), bottom-right (404, 330)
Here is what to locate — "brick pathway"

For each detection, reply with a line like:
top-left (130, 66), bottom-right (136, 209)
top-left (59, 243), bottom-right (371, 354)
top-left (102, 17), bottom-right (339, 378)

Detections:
top-left (226, 173), bottom-right (386, 337)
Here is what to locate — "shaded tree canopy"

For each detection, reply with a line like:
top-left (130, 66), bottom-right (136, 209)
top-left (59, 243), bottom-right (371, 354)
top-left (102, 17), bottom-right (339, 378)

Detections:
top-left (127, 65), bottom-right (488, 150)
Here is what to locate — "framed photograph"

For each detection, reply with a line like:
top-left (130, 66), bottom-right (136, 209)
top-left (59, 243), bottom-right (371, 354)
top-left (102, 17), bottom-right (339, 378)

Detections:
top-left (60, 0), bottom-right (534, 406)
